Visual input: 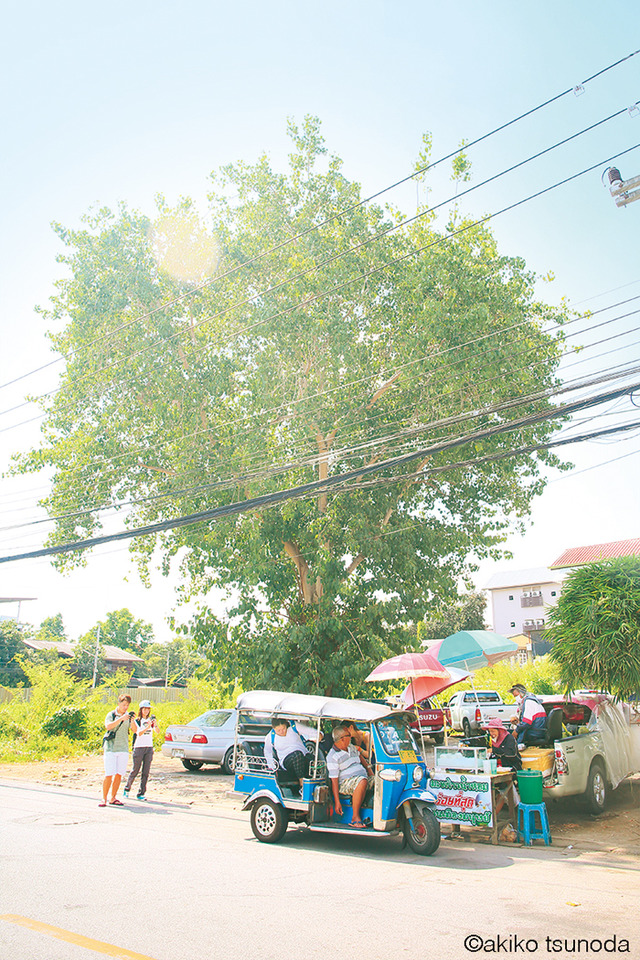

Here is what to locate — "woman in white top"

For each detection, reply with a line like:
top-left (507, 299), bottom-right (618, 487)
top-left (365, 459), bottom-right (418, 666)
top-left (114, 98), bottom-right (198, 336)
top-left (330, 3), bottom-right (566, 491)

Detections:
top-left (123, 701), bottom-right (159, 801)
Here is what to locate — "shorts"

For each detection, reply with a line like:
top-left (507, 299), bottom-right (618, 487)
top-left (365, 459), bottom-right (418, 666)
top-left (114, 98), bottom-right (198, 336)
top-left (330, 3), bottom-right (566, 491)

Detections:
top-left (103, 751), bottom-right (129, 777)
top-left (338, 774), bottom-right (375, 796)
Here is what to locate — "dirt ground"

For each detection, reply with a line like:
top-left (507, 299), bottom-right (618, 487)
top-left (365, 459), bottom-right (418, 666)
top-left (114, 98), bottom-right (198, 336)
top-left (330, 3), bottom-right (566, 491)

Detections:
top-left (1, 753), bottom-right (638, 852)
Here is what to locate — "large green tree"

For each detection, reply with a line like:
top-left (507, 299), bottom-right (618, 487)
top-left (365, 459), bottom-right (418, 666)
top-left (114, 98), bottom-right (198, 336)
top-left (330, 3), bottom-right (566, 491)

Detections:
top-left (547, 557), bottom-right (640, 699)
top-left (17, 118), bottom-right (570, 694)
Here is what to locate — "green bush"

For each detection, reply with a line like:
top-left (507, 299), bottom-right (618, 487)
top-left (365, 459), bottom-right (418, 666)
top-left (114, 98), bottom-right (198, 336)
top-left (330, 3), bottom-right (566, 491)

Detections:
top-left (0, 710), bottom-right (27, 741)
top-left (41, 706), bottom-right (89, 740)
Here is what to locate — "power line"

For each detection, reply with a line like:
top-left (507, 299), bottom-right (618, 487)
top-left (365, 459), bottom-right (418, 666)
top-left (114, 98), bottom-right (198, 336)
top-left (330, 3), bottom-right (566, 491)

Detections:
top-left (2, 46), bottom-right (637, 397)
top-left (4, 136), bottom-right (640, 446)
top-left (2, 375), bottom-right (639, 564)
top-left (4, 104), bottom-right (638, 430)
top-left (2, 299), bottom-right (639, 529)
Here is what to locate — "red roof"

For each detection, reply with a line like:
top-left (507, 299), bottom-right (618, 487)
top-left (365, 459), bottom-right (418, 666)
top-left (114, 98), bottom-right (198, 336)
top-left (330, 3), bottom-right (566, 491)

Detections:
top-left (550, 538), bottom-right (640, 569)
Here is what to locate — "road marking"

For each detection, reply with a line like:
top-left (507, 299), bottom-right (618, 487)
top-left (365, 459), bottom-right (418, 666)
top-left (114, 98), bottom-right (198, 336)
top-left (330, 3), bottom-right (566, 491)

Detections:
top-left (0, 915), bottom-right (160, 959)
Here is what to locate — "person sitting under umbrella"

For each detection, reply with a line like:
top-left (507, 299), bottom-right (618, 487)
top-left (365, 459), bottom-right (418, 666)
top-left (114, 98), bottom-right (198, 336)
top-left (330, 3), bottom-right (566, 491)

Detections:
top-left (509, 683), bottom-right (547, 747)
top-left (484, 718), bottom-right (522, 771)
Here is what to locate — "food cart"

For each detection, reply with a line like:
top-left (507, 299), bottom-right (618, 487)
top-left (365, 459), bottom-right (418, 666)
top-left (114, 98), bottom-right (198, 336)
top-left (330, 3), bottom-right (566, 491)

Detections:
top-left (431, 745), bottom-right (517, 844)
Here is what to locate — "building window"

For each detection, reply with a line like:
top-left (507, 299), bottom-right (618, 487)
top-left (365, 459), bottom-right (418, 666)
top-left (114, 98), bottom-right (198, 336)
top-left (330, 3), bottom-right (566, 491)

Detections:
top-left (551, 591), bottom-right (556, 597)
top-left (510, 622), bottom-right (516, 628)
top-left (508, 595), bottom-right (513, 601)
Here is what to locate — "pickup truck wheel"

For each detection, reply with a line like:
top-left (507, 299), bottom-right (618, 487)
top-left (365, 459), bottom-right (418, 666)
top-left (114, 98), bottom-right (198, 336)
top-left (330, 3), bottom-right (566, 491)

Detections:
top-left (250, 799), bottom-right (288, 843)
top-left (584, 761), bottom-right (607, 814)
top-left (462, 718), bottom-right (471, 739)
top-left (433, 733), bottom-right (444, 745)
top-left (181, 759), bottom-right (204, 771)
top-left (404, 807), bottom-right (441, 856)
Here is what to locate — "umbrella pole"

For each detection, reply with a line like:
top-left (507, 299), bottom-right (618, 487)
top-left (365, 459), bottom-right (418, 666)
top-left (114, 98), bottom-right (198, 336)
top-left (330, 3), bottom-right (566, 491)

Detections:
top-left (412, 677), bottom-right (429, 766)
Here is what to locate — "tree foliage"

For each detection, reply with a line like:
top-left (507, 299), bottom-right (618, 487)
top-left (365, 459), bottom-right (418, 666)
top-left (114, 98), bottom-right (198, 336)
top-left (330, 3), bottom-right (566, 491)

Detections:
top-left (16, 117), bottom-right (571, 695)
top-left (37, 613), bottom-right (68, 642)
top-left (417, 592), bottom-right (488, 643)
top-left (0, 620), bottom-right (31, 686)
top-left (140, 637), bottom-right (206, 684)
top-left (80, 609), bottom-right (154, 653)
top-left (547, 557), bottom-right (640, 699)
top-left (72, 634), bottom-right (106, 681)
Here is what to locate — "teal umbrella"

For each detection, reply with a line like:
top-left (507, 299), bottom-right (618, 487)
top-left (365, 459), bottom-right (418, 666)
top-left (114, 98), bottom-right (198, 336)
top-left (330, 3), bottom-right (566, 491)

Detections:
top-left (428, 631), bottom-right (518, 672)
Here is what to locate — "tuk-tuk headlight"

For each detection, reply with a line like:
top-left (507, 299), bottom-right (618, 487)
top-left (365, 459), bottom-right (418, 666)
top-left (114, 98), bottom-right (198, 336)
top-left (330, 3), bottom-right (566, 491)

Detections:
top-left (412, 766), bottom-right (424, 784)
top-left (379, 768), bottom-right (403, 782)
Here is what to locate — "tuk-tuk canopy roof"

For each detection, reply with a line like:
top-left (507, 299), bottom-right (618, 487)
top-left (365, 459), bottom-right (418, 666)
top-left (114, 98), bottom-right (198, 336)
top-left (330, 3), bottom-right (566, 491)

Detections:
top-left (236, 689), bottom-right (412, 724)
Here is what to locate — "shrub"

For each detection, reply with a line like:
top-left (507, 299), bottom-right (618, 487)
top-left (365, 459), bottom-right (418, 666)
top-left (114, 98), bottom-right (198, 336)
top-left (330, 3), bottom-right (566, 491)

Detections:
top-left (41, 706), bottom-right (89, 740)
top-left (0, 710), bottom-right (27, 740)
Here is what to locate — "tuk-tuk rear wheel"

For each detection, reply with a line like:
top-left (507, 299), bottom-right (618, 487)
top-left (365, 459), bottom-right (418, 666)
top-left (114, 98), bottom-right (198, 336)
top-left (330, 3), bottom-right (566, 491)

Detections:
top-left (404, 807), bottom-right (441, 856)
top-left (250, 799), bottom-right (288, 843)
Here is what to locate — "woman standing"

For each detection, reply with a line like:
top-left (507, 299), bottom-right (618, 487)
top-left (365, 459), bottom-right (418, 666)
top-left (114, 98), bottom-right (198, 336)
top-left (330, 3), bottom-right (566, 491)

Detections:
top-left (123, 700), bottom-right (159, 801)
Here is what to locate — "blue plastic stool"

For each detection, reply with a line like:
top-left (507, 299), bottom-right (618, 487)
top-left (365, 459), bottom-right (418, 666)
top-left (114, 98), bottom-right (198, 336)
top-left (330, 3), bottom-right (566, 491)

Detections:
top-left (517, 802), bottom-right (551, 846)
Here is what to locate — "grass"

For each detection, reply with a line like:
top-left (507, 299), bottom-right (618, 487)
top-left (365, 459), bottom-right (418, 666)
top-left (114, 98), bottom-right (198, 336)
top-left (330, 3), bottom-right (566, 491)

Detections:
top-left (0, 661), bottom-right (240, 763)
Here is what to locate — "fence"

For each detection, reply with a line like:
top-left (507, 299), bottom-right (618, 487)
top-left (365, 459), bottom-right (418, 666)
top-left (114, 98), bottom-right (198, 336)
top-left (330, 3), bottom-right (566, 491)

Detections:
top-left (0, 686), bottom-right (205, 705)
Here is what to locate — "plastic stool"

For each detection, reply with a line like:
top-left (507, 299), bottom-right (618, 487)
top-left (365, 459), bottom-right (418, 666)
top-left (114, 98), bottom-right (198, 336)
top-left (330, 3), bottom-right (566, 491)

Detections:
top-left (517, 802), bottom-right (551, 846)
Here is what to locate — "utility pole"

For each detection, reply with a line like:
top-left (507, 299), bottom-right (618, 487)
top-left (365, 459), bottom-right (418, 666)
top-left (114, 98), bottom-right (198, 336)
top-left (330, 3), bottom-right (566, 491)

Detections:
top-left (165, 644), bottom-right (170, 688)
top-left (92, 625), bottom-right (101, 689)
top-left (606, 166), bottom-right (640, 207)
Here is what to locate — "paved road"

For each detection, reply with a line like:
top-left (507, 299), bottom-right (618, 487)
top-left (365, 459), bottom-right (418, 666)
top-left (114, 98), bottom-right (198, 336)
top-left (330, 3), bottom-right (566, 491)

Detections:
top-left (1, 780), bottom-right (638, 960)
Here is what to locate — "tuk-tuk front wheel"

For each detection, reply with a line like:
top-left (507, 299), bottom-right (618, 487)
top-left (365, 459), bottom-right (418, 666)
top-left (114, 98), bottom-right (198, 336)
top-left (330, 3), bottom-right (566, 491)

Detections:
top-left (404, 806), bottom-right (441, 856)
top-left (250, 799), bottom-right (288, 843)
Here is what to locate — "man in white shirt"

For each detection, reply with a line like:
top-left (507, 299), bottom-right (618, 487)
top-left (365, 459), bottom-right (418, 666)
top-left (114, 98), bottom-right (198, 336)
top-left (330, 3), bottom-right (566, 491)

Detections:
top-left (327, 725), bottom-right (374, 828)
top-left (264, 718), bottom-right (311, 788)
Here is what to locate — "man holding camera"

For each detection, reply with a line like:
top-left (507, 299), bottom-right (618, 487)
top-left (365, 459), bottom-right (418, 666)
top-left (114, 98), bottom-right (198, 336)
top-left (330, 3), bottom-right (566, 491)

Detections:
top-left (100, 694), bottom-right (136, 806)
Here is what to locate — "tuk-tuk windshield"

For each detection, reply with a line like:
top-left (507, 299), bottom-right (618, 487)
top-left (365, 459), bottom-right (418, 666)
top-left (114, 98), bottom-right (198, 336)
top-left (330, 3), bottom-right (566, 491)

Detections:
top-left (375, 716), bottom-right (416, 759)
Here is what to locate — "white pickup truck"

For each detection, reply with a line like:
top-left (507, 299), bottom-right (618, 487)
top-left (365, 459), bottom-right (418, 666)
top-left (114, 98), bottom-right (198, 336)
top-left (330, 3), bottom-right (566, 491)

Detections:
top-left (532, 695), bottom-right (639, 814)
top-left (444, 690), bottom-right (514, 737)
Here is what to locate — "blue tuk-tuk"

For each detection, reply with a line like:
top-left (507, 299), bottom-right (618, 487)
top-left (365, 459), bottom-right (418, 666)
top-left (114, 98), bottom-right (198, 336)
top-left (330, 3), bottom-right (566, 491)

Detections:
top-left (229, 690), bottom-right (441, 856)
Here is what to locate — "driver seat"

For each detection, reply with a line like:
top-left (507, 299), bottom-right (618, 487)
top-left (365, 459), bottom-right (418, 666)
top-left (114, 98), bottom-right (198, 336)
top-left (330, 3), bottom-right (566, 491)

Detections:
top-left (541, 708), bottom-right (564, 747)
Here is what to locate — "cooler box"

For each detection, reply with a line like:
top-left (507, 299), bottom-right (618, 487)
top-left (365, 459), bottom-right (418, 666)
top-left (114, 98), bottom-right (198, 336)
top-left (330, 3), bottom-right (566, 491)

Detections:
top-left (520, 747), bottom-right (554, 778)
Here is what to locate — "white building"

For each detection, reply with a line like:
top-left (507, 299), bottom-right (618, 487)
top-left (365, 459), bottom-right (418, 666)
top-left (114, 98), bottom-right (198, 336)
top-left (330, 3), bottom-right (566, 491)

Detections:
top-left (483, 567), bottom-right (566, 656)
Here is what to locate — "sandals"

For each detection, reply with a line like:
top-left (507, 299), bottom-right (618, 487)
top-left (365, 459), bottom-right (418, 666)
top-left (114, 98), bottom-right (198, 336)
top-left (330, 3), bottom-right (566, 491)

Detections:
top-left (109, 798), bottom-right (124, 806)
top-left (98, 802), bottom-right (107, 807)
top-left (351, 819), bottom-right (366, 829)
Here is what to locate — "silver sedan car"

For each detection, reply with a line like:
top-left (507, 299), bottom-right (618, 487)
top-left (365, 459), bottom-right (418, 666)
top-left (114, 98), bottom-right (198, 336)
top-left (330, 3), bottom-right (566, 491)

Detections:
top-left (162, 708), bottom-right (269, 774)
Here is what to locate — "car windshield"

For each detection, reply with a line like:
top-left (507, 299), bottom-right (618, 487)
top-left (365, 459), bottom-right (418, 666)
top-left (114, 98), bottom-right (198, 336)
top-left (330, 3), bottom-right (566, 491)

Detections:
top-left (190, 710), bottom-right (232, 727)
top-left (375, 716), bottom-right (415, 757)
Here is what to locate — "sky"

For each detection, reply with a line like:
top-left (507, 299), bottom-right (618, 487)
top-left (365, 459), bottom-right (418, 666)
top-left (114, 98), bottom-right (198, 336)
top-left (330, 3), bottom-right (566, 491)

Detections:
top-left (1, 1), bottom-right (639, 642)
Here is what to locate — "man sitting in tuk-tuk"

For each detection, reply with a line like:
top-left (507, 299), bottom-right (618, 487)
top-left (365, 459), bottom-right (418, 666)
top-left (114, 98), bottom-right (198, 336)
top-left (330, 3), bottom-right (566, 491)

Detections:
top-left (327, 725), bottom-right (375, 828)
top-left (264, 718), bottom-right (311, 790)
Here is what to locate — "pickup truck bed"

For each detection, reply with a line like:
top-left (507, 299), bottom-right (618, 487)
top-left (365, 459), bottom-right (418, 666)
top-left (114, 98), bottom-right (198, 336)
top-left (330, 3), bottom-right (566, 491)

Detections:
top-left (527, 697), bottom-right (637, 814)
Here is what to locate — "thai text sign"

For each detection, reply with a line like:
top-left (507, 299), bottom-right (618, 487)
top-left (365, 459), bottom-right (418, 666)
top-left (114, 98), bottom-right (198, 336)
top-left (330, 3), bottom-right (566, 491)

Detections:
top-left (430, 772), bottom-right (493, 827)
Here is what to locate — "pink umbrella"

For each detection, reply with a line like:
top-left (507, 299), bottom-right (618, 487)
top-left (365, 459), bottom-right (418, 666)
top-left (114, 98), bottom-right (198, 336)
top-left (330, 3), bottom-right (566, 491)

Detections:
top-left (365, 651), bottom-right (451, 683)
top-left (400, 666), bottom-right (470, 707)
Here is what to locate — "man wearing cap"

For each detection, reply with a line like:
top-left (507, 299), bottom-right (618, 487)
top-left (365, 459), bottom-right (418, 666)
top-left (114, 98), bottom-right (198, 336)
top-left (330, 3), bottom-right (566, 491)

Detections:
top-left (509, 683), bottom-right (547, 747)
top-left (483, 718), bottom-right (522, 771)
top-left (123, 700), bottom-right (159, 801)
